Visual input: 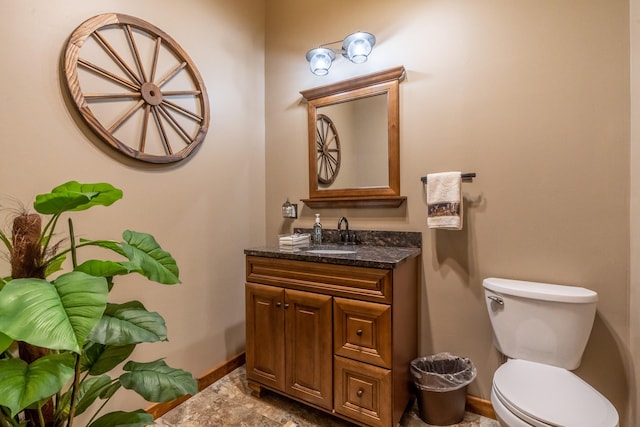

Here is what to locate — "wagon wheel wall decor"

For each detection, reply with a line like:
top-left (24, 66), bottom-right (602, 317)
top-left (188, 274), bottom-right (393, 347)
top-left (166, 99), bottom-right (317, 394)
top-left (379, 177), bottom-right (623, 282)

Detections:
top-left (316, 114), bottom-right (341, 185)
top-left (63, 13), bottom-right (210, 163)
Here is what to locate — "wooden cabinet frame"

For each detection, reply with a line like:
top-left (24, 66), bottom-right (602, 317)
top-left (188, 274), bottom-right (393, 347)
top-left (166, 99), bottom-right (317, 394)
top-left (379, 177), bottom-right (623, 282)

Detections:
top-left (245, 255), bottom-right (419, 427)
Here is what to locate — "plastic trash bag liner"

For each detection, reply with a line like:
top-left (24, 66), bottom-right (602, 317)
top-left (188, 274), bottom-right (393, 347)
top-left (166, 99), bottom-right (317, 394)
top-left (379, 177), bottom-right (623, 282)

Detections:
top-left (410, 352), bottom-right (477, 391)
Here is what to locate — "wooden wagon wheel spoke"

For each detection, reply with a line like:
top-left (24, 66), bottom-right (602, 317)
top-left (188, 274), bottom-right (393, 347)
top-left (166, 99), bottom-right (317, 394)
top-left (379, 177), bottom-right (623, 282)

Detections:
top-left (108, 99), bottom-right (145, 133)
top-left (315, 114), bottom-right (341, 185)
top-left (63, 13), bottom-right (210, 163)
top-left (162, 90), bottom-right (202, 96)
top-left (92, 30), bottom-right (142, 86)
top-left (84, 92), bottom-right (142, 100)
top-left (326, 151), bottom-right (339, 166)
top-left (151, 106), bottom-right (172, 155)
top-left (155, 62), bottom-right (187, 88)
top-left (124, 24), bottom-right (148, 83)
top-left (158, 104), bottom-right (194, 144)
top-left (161, 99), bottom-right (203, 123)
top-left (78, 58), bottom-right (140, 92)
top-left (150, 36), bottom-right (162, 82)
top-left (140, 104), bottom-right (151, 152)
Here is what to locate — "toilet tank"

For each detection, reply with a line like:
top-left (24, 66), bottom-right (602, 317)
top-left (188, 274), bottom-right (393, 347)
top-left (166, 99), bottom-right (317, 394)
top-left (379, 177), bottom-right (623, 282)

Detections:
top-left (483, 278), bottom-right (598, 370)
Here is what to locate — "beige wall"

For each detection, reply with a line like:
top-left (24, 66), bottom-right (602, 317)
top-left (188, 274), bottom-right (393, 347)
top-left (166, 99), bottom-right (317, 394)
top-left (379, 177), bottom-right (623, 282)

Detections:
top-left (0, 0), bottom-right (265, 415)
top-left (266, 0), bottom-right (633, 425)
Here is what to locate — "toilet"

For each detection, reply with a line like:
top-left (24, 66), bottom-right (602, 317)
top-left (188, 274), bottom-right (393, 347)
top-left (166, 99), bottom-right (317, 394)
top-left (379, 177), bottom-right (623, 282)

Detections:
top-left (483, 277), bottom-right (619, 427)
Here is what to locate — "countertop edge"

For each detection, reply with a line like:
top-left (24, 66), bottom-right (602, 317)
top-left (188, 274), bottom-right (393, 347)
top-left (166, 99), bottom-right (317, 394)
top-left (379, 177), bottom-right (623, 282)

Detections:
top-left (244, 246), bottom-right (421, 269)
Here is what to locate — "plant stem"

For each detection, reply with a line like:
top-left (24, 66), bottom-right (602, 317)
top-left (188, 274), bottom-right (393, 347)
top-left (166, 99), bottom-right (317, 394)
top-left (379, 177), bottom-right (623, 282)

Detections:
top-left (39, 214), bottom-right (60, 260)
top-left (0, 408), bottom-right (14, 427)
top-left (86, 394), bottom-right (111, 426)
top-left (47, 243), bottom-right (88, 267)
top-left (0, 230), bottom-right (12, 255)
top-left (66, 354), bottom-right (82, 427)
top-left (68, 219), bottom-right (77, 269)
top-left (65, 219), bottom-right (80, 427)
top-left (37, 405), bottom-right (45, 427)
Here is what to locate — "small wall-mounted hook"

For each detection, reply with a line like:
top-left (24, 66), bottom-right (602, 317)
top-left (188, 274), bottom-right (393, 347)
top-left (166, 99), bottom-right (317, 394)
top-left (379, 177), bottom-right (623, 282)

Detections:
top-left (282, 198), bottom-right (298, 219)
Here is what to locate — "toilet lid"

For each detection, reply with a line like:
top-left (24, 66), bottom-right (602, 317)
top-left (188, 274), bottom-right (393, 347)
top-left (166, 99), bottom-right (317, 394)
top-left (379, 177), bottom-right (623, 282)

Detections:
top-left (493, 359), bottom-right (618, 427)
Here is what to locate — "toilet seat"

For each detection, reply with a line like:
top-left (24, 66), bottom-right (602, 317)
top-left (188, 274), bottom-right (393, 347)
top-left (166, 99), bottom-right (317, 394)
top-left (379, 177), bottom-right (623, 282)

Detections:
top-left (493, 359), bottom-right (618, 427)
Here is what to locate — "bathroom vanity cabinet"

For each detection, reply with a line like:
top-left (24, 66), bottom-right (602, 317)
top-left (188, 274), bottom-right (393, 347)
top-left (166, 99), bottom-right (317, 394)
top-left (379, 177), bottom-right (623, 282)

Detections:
top-left (244, 243), bottom-right (420, 427)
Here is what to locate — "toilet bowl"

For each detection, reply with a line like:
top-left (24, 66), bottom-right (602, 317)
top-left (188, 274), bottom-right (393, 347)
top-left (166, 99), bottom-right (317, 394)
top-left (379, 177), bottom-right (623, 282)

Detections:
top-left (483, 278), bottom-right (619, 427)
top-left (490, 359), bottom-right (618, 427)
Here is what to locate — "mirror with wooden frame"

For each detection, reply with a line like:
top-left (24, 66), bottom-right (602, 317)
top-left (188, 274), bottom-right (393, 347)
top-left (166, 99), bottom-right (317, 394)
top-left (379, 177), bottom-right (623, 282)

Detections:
top-left (300, 66), bottom-right (406, 208)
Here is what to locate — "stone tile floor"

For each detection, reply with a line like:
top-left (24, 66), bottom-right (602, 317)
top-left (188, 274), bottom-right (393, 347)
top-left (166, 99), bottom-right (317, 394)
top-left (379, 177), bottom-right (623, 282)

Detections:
top-left (156, 366), bottom-right (499, 427)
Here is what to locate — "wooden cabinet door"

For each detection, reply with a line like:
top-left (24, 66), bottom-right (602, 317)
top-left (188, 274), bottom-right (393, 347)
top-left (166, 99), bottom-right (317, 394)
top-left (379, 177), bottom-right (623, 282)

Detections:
top-left (245, 282), bottom-right (285, 392)
top-left (284, 289), bottom-right (333, 410)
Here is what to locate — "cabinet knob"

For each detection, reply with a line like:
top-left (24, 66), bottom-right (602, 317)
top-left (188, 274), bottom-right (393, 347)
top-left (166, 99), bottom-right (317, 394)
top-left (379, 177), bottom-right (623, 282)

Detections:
top-left (275, 302), bottom-right (281, 308)
top-left (356, 389), bottom-right (364, 398)
top-left (356, 329), bottom-right (363, 336)
top-left (284, 303), bottom-right (290, 309)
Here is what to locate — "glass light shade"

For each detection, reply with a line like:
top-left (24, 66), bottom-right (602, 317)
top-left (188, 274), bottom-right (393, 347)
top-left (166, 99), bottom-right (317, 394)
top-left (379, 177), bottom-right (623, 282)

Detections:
top-left (342, 32), bottom-right (376, 64)
top-left (306, 48), bottom-right (336, 76)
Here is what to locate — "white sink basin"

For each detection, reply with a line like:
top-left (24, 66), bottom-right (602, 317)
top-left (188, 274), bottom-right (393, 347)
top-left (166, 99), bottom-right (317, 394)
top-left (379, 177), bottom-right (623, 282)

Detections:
top-left (306, 249), bottom-right (357, 255)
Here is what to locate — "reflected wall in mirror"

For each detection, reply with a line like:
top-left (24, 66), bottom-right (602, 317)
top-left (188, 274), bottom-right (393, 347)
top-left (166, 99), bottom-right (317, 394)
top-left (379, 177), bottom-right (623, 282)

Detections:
top-left (301, 66), bottom-right (406, 208)
top-left (316, 94), bottom-right (388, 189)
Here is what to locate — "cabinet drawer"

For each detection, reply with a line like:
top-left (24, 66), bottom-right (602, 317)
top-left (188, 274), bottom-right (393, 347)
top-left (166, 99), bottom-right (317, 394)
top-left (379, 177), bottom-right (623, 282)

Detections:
top-left (246, 256), bottom-right (392, 303)
top-left (334, 298), bottom-right (392, 369)
top-left (334, 356), bottom-right (391, 427)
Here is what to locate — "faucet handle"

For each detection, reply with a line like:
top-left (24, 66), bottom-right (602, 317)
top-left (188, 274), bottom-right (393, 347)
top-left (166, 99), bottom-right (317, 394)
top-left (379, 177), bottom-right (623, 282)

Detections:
top-left (344, 231), bottom-right (357, 245)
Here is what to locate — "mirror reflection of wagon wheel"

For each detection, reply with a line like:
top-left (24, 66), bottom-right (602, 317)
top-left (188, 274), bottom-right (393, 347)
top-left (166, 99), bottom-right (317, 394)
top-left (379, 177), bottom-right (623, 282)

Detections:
top-left (63, 13), bottom-right (210, 163)
top-left (316, 114), bottom-right (341, 185)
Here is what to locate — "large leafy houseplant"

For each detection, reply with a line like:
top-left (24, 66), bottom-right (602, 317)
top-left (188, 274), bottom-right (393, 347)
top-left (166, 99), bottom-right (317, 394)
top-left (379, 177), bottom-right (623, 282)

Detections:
top-left (0, 181), bottom-right (197, 427)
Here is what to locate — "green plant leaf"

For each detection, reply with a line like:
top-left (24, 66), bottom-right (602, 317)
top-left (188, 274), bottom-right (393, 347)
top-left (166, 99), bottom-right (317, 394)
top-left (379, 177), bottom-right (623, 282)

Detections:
top-left (56, 374), bottom-right (118, 421)
top-left (0, 272), bottom-right (108, 353)
top-left (87, 409), bottom-right (153, 427)
top-left (44, 254), bottom-right (66, 277)
top-left (0, 331), bottom-right (13, 354)
top-left (0, 276), bottom-right (9, 291)
top-left (82, 341), bottom-right (136, 375)
top-left (121, 231), bottom-right (180, 284)
top-left (89, 301), bottom-right (167, 346)
top-left (75, 375), bottom-right (121, 416)
top-left (34, 181), bottom-right (123, 215)
top-left (58, 374), bottom-right (122, 421)
top-left (79, 238), bottom-right (126, 257)
top-left (99, 377), bottom-right (122, 399)
top-left (75, 260), bottom-right (133, 277)
top-left (120, 359), bottom-right (197, 402)
top-left (0, 353), bottom-right (75, 416)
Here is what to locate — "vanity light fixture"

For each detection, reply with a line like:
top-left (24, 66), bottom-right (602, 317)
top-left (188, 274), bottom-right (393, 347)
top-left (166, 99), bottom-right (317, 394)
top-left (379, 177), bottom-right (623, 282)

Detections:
top-left (305, 31), bottom-right (376, 76)
top-left (305, 48), bottom-right (336, 76)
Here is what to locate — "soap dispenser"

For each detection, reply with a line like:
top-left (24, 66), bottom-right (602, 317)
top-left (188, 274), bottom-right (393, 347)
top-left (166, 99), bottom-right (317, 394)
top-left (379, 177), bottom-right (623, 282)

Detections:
top-left (313, 214), bottom-right (323, 244)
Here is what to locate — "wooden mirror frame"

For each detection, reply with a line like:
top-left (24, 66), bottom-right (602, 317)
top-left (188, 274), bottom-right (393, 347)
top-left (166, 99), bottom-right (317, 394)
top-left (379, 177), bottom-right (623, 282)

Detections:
top-left (300, 66), bottom-right (406, 208)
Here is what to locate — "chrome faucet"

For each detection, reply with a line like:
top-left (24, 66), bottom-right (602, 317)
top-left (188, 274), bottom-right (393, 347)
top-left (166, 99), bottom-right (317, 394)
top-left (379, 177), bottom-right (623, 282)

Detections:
top-left (337, 216), bottom-right (353, 244)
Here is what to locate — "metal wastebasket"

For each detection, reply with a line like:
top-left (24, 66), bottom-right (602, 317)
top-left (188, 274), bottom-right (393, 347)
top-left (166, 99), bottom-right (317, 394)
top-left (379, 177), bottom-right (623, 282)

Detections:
top-left (410, 353), bottom-right (477, 426)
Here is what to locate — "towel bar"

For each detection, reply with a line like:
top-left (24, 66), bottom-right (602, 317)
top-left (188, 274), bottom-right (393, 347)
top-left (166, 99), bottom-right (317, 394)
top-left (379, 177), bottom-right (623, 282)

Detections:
top-left (420, 173), bottom-right (476, 183)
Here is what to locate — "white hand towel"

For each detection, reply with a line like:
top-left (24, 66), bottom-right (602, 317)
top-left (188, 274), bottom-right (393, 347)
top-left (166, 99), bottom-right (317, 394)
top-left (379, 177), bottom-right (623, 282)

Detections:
top-left (426, 172), bottom-right (463, 230)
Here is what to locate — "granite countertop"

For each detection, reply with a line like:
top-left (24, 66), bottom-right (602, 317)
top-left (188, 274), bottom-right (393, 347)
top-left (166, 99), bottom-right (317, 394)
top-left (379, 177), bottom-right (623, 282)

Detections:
top-left (244, 229), bottom-right (422, 269)
top-left (244, 244), bottom-right (421, 269)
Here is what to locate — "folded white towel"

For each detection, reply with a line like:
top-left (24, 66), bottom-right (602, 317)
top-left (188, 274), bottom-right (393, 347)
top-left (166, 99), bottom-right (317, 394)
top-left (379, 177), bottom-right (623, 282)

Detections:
top-left (426, 172), bottom-right (463, 230)
top-left (278, 233), bottom-right (310, 244)
top-left (278, 233), bottom-right (310, 249)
